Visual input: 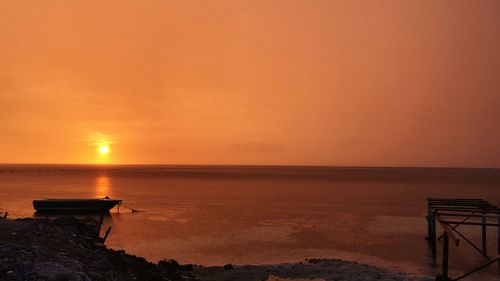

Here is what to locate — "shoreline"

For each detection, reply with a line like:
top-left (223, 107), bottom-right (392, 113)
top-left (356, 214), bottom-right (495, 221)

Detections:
top-left (0, 217), bottom-right (193, 281)
top-left (191, 260), bottom-right (433, 281)
top-left (0, 217), bottom-right (432, 281)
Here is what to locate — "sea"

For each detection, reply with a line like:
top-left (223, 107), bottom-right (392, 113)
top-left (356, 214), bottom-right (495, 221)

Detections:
top-left (0, 165), bottom-right (499, 280)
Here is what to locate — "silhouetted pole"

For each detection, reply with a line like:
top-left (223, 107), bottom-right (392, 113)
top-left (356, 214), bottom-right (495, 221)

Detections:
top-left (102, 226), bottom-right (112, 243)
top-left (430, 211), bottom-right (437, 260)
top-left (427, 206), bottom-right (432, 240)
top-left (442, 232), bottom-right (449, 279)
top-left (482, 212), bottom-right (487, 255)
top-left (96, 216), bottom-right (104, 239)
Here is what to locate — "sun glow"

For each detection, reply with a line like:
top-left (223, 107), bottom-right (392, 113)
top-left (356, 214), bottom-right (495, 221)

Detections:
top-left (99, 145), bottom-right (110, 155)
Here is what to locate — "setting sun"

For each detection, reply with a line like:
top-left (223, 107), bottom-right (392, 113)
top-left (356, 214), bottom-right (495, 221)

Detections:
top-left (99, 145), bottom-right (109, 155)
top-left (1, 1), bottom-right (500, 280)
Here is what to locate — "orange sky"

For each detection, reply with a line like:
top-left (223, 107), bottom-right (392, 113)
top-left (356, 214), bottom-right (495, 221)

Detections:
top-left (1, 1), bottom-right (499, 167)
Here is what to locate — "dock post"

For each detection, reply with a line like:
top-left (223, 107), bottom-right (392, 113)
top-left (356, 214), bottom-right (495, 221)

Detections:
top-left (427, 206), bottom-right (432, 240)
top-left (430, 211), bottom-right (437, 260)
top-left (102, 226), bottom-right (112, 243)
top-left (442, 232), bottom-right (449, 279)
top-left (96, 216), bottom-right (103, 239)
top-left (482, 212), bottom-right (487, 256)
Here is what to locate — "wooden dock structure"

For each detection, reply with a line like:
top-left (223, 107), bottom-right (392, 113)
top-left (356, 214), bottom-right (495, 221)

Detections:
top-left (426, 198), bottom-right (500, 281)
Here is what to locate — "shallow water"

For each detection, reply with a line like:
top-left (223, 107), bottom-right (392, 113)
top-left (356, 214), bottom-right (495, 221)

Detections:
top-left (0, 165), bottom-right (499, 280)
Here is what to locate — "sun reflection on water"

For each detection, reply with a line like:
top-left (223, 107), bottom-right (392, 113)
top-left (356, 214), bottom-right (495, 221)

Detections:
top-left (95, 175), bottom-right (112, 198)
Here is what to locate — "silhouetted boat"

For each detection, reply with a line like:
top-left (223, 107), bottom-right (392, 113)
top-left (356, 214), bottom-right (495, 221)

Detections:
top-left (33, 197), bottom-right (122, 212)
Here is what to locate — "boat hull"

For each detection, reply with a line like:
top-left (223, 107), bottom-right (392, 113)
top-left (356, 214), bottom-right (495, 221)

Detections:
top-left (33, 199), bottom-right (122, 212)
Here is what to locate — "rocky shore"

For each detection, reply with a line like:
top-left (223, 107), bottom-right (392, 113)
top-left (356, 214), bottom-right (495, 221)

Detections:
top-left (0, 217), bottom-right (432, 281)
top-left (191, 260), bottom-right (433, 281)
top-left (0, 217), bottom-right (194, 281)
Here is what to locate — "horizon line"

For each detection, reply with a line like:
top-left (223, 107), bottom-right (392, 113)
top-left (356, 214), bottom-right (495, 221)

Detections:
top-left (0, 163), bottom-right (498, 170)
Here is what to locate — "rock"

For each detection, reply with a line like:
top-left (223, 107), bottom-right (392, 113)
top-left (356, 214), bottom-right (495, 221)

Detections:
top-left (158, 259), bottom-right (180, 271)
top-left (115, 270), bottom-right (135, 281)
top-left (223, 264), bottom-right (234, 270)
top-left (0, 218), bottom-right (194, 281)
top-left (27, 261), bottom-right (86, 281)
top-left (179, 264), bottom-right (193, 271)
top-left (90, 258), bottom-right (112, 270)
top-left (88, 271), bottom-right (102, 280)
top-left (81, 273), bottom-right (93, 281)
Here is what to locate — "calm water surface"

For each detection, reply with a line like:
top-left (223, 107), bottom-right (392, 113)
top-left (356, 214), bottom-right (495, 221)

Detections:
top-left (0, 165), bottom-right (499, 280)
